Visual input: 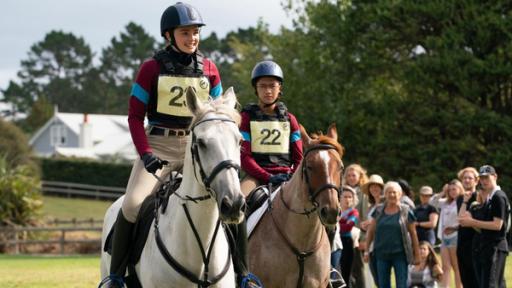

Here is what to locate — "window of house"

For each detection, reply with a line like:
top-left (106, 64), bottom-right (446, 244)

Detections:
top-left (50, 124), bottom-right (67, 146)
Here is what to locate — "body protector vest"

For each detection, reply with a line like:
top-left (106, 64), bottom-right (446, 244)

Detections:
top-left (148, 49), bottom-right (210, 128)
top-left (243, 102), bottom-right (292, 167)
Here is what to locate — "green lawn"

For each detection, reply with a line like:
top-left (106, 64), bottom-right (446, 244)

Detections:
top-left (0, 254), bottom-right (510, 287)
top-left (41, 196), bottom-right (114, 220)
top-left (0, 255), bottom-right (100, 288)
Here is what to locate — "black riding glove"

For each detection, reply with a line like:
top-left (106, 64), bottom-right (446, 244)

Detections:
top-left (268, 173), bottom-right (290, 186)
top-left (141, 153), bottom-right (168, 174)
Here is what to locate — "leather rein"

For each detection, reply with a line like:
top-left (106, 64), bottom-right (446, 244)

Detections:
top-left (271, 143), bottom-right (342, 288)
top-left (154, 117), bottom-right (240, 288)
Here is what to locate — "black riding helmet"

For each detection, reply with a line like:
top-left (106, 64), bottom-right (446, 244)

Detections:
top-left (251, 60), bottom-right (284, 87)
top-left (160, 2), bottom-right (205, 37)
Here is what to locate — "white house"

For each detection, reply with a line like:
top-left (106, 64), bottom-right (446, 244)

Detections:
top-left (29, 109), bottom-right (138, 161)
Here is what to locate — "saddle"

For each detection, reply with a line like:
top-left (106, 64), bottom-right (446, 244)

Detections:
top-left (246, 184), bottom-right (282, 237)
top-left (104, 174), bottom-right (182, 287)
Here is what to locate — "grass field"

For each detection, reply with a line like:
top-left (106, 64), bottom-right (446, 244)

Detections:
top-left (0, 254), bottom-right (510, 287)
top-left (41, 196), bottom-right (114, 220)
top-left (0, 255), bottom-right (100, 288)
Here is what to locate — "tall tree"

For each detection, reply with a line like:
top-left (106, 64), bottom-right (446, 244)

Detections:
top-left (279, 0), bottom-right (512, 189)
top-left (98, 22), bottom-right (157, 114)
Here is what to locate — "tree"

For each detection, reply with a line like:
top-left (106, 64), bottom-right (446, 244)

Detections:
top-left (17, 30), bottom-right (95, 113)
top-left (98, 22), bottom-right (157, 114)
top-left (278, 0), bottom-right (512, 189)
top-left (0, 117), bottom-right (38, 172)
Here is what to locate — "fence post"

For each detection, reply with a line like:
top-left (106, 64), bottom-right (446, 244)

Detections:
top-left (14, 229), bottom-right (19, 255)
top-left (60, 230), bottom-right (65, 254)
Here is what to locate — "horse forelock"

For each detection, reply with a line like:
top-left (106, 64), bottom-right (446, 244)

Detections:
top-left (312, 135), bottom-right (344, 159)
top-left (190, 99), bottom-right (241, 127)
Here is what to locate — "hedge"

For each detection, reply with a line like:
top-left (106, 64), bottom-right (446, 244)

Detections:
top-left (40, 158), bottom-right (132, 187)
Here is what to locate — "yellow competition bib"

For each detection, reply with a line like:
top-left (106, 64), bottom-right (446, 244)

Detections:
top-left (250, 121), bottom-right (290, 154)
top-left (157, 75), bottom-right (210, 117)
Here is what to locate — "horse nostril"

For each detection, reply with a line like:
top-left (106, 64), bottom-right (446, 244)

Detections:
top-left (220, 196), bottom-right (233, 216)
top-left (321, 207), bottom-right (338, 224)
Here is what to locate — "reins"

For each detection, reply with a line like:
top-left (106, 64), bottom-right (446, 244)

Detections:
top-left (270, 143), bottom-right (341, 288)
top-left (152, 117), bottom-right (240, 288)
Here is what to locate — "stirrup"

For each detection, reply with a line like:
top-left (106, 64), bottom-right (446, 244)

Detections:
top-left (329, 268), bottom-right (346, 288)
top-left (240, 272), bottom-right (263, 288)
top-left (98, 274), bottom-right (125, 288)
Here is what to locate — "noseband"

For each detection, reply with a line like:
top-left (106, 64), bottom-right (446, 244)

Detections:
top-left (190, 117), bottom-right (241, 197)
top-left (282, 144), bottom-right (342, 216)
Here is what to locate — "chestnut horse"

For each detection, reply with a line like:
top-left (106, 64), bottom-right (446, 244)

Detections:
top-left (248, 124), bottom-right (344, 288)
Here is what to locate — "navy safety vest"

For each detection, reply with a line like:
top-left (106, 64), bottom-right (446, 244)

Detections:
top-left (243, 102), bottom-right (292, 167)
top-left (147, 49), bottom-right (209, 128)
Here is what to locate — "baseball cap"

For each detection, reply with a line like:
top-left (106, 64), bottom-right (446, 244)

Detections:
top-left (478, 165), bottom-right (496, 176)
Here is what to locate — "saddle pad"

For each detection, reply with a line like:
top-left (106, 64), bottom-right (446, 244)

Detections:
top-left (247, 186), bottom-right (281, 237)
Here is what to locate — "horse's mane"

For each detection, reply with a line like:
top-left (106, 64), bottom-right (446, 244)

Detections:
top-left (311, 134), bottom-right (344, 158)
top-left (191, 98), bottom-right (241, 127)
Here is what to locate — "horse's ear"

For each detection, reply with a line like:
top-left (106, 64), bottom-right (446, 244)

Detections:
top-left (327, 123), bottom-right (338, 141)
top-left (186, 86), bottom-right (203, 115)
top-left (221, 87), bottom-right (237, 109)
top-left (300, 125), bottom-right (313, 147)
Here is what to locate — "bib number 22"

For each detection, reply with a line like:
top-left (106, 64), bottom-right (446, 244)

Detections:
top-left (260, 128), bottom-right (281, 145)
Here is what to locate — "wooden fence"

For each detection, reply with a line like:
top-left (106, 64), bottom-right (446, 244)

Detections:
top-left (0, 226), bottom-right (103, 255)
top-left (42, 180), bottom-right (124, 200)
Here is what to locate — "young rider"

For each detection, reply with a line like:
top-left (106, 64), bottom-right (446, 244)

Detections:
top-left (99, 3), bottom-right (258, 287)
top-left (239, 60), bottom-right (303, 198)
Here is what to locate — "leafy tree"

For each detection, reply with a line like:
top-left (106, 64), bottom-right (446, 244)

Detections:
top-left (0, 117), bottom-right (38, 172)
top-left (279, 0), bottom-right (512, 190)
top-left (0, 155), bottom-right (42, 228)
top-left (17, 30), bottom-right (95, 113)
top-left (98, 22), bottom-right (157, 114)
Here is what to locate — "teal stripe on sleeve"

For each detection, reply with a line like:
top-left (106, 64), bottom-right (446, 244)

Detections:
top-left (131, 83), bottom-right (149, 104)
top-left (241, 131), bottom-right (251, 141)
top-left (291, 130), bottom-right (301, 142)
top-left (210, 82), bottom-right (223, 99)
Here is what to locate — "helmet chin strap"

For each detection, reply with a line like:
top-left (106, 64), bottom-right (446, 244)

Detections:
top-left (263, 97), bottom-right (279, 108)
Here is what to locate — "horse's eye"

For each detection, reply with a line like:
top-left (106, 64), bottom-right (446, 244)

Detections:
top-left (197, 139), bottom-right (206, 148)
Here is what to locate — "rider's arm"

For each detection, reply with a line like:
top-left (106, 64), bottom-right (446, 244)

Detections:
top-left (240, 112), bottom-right (272, 182)
top-left (203, 58), bottom-right (223, 99)
top-left (288, 113), bottom-right (303, 173)
top-left (128, 59), bottom-right (159, 157)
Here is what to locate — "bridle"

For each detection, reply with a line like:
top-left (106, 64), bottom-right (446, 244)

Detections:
top-left (190, 117), bottom-right (241, 198)
top-left (280, 143), bottom-right (342, 217)
top-left (270, 143), bottom-right (342, 288)
top-left (154, 117), bottom-right (241, 288)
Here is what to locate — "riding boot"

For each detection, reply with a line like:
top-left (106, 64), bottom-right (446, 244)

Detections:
top-left (227, 220), bottom-right (262, 288)
top-left (100, 210), bottom-right (134, 288)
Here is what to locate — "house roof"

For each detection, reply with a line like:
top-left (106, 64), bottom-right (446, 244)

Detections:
top-left (30, 112), bottom-right (140, 160)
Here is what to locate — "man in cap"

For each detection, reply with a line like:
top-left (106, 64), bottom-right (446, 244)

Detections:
top-left (459, 165), bottom-right (510, 288)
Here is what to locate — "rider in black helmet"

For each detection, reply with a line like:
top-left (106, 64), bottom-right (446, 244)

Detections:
top-left (98, 2), bottom-right (228, 287)
top-left (240, 60), bottom-right (303, 197)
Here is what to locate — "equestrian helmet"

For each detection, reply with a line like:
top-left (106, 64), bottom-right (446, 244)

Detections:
top-left (160, 2), bottom-right (205, 36)
top-left (251, 60), bottom-right (284, 87)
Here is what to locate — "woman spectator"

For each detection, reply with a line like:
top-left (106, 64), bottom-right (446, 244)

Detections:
top-left (414, 186), bottom-right (439, 245)
top-left (408, 241), bottom-right (443, 288)
top-left (343, 164), bottom-right (369, 287)
top-left (430, 180), bottom-right (463, 288)
top-left (361, 174), bottom-right (385, 286)
top-left (338, 185), bottom-right (360, 285)
top-left (365, 181), bottom-right (420, 288)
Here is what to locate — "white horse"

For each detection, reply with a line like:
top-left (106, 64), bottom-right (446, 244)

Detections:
top-left (100, 87), bottom-right (245, 288)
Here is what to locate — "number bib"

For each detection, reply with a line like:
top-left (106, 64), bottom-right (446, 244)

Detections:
top-left (250, 121), bottom-right (290, 154)
top-left (157, 75), bottom-right (210, 117)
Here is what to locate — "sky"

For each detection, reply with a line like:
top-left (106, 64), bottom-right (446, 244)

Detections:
top-left (0, 0), bottom-right (294, 92)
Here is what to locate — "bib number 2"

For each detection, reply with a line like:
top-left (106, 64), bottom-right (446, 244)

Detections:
top-left (169, 86), bottom-right (187, 107)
